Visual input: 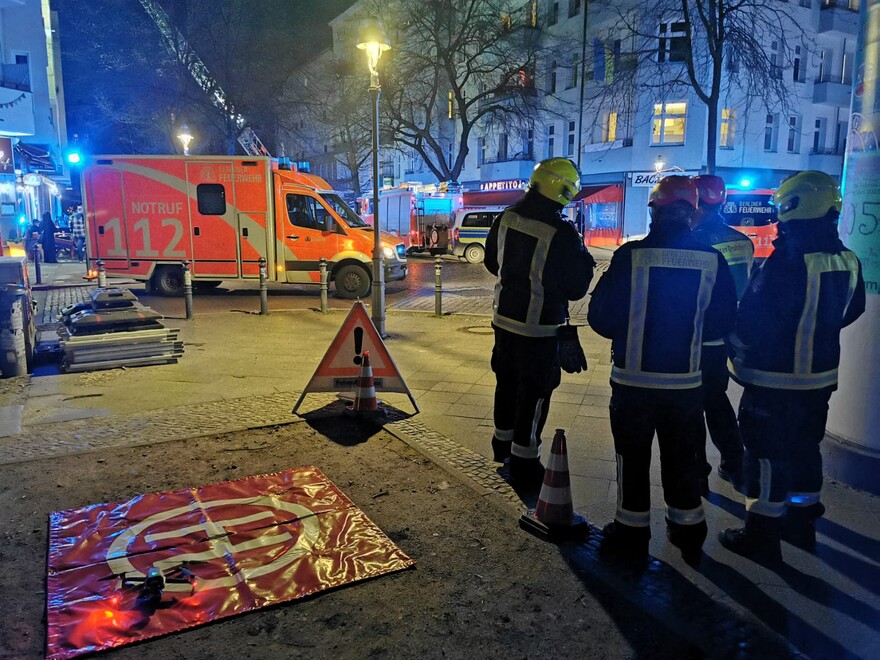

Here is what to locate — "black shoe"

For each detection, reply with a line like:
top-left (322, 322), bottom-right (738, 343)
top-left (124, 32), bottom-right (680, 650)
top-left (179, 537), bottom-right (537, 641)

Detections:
top-left (600, 521), bottom-right (650, 563)
top-left (783, 503), bottom-right (825, 552)
top-left (667, 519), bottom-right (707, 567)
top-left (508, 456), bottom-right (545, 491)
top-left (719, 526), bottom-right (782, 566)
top-left (717, 464), bottom-right (744, 489)
top-left (700, 479), bottom-right (710, 498)
top-left (491, 436), bottom-right (511, 463)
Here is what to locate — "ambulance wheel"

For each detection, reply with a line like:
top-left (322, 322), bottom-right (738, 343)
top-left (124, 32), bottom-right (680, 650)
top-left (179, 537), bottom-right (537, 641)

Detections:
top-left (334, 264), bottom-right (371, 299)
top-left (464, 244), bottom-right (485, 264)
top-left (153, 266), bottom-right (185, 297)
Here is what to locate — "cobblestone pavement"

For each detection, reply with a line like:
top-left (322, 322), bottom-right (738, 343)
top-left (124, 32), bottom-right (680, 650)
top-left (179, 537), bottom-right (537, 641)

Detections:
top-left (38, 284), bottom-right (91, 327)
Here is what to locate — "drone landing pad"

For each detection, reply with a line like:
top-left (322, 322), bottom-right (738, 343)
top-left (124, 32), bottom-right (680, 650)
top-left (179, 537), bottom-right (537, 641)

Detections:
top-left (46, 467), bottom-right (414, 659)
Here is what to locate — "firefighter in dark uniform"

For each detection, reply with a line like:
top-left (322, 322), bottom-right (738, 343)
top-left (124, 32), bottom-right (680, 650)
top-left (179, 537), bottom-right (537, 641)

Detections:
top-left (720, 171), bottom-right (865, 563)
top-left (691, 175), bottom-right (755, 490)
top-left (588, 176), bottom-right (737, 563)
top-left (485, 158), bottom-right (595, 490)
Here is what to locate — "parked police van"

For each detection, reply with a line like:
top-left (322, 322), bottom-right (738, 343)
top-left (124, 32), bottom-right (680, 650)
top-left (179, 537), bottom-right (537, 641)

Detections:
top-left (451, 206), bottom-right (506, 263)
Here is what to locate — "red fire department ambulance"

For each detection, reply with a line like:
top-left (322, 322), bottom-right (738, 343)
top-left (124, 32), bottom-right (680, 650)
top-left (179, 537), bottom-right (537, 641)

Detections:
top-left (82, 156), bottom-right (407, 298)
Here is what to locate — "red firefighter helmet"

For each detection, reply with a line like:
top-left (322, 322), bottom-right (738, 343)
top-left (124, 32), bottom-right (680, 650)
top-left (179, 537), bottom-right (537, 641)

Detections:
top-left (692, 175), bottom-right (727, 207)
top-left (648, 175), bottom-right (699, 209)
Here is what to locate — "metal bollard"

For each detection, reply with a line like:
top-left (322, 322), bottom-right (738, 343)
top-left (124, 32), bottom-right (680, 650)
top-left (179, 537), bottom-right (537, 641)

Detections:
top-left (258, 257), bottom-right (269, 315)
top-left (96, 259), bottom-right (106, 288)
top-left (434, 256), bottom-right (443, 317)
top-left (32, 243), bottom-right (42, 285)
top-left (319, 257), bottom-right (329, 314)
top-left (182, 260), bottom-right (193, 320)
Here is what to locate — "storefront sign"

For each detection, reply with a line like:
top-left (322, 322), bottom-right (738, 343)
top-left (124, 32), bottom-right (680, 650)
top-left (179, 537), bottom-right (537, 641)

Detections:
top-left (480, 179), bottom-right (527, 192)
top-left (22, 173), bottom-right (42, 187)
top-left (630, 171), bottom-right (699, 187)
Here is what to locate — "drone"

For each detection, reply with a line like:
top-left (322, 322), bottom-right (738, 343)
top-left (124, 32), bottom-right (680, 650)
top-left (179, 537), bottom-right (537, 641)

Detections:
top-left (102, 563), bottom-right (198, 607)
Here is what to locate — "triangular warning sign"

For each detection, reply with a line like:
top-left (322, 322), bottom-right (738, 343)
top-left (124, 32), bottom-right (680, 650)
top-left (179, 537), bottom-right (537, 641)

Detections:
top-left (292, 302), bottom-right (419, 414)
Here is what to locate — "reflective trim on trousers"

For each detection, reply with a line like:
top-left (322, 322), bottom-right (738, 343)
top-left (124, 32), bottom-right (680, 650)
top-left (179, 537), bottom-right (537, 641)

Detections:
top-left (702, 338), bottom-right (725, 347)
top-left (746, 458), bottom-right (785, 517)
top-left (787, 491), bottom-right (821, 507)
top-left (745, 497), bottom-right (786, 517)
top-left (665, 504), bottom-right (706, 525)
top-left (510, 398), bottom-right (544, 460)
top-left (493, 428), bottom-right (514, 442)
top-left (615, 506), bottom-right (651, 528)
top-left (728, 361), bottom-right (839, 390)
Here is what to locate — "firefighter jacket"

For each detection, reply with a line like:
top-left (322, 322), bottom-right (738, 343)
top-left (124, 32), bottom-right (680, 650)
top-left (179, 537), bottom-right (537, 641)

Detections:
top-left (691, 211), bottom-right (755, 301)
top-left (485, 193), bottom-right (595, 337)
top-left (729, 220), bottom-right (865, 390)
top-left (588, 222), bottom-right (738, 389)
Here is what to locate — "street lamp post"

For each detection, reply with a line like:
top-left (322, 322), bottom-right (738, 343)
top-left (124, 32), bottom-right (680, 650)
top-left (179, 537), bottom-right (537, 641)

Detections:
top-left (178, 123), bottom-right (193, 156)
top-left (358, 19), bottom-right (391, 338)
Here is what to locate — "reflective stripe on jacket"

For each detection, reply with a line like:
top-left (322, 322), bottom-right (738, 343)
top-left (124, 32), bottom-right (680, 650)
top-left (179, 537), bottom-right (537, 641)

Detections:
top-left (730, 236), bottom-right (865, 390)
top-left (485, 198), bottom-right (594, 338)
top-left (588, 223), bottom-right (738, 389)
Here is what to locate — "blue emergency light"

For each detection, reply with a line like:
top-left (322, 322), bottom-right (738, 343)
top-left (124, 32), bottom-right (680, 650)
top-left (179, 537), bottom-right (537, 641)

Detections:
top-left (739, 177), bottom-right (752, 188)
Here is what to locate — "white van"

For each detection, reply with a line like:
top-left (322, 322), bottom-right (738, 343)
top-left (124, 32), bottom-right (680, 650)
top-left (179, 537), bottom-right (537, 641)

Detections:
top-left (451, 206), bottom-right (506, 263)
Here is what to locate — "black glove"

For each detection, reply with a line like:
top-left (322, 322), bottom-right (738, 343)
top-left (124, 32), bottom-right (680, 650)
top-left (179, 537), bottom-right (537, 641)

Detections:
top-left (558, 322), bottom-right (588, 374)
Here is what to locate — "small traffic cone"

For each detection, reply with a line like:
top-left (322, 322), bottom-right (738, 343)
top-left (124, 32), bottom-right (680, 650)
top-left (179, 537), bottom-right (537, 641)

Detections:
top-left (348, 350), bottom-right (378, 413)
top-left (519, 429), bottom-right (589, 543)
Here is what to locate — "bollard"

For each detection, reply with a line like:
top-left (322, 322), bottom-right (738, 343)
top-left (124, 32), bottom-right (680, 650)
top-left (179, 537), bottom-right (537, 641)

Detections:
top-left (434, 256), bottom-right (443, 317)
top-left (258, 257), bottom-right (269, 315)
top-left (0, 293), bottom-right (27, 377)
top-left (182, 260), bottom-right (193, 320)
top-left (319, 257), bottom-right (329, 314)
top-left (96, 259), bottom-right (106, 288)
top-left (32, 243), bottom-right (42, 285)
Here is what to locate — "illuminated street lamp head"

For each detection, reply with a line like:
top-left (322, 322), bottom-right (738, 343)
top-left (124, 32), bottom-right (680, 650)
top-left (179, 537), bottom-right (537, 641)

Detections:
top-left (357, 18), bottom-right (391, 83)
top-left (654, 155), bottom-right (665, 173)
top-left (178, 123), bottom-right (194, 156)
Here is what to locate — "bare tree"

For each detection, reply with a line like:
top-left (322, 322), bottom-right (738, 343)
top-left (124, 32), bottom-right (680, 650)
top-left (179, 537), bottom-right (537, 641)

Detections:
top-left (376, 0), bottom-right (549, 182)
top-left (285, 57), bottom-right (374, 195)
top-left (586, 0), bottom-right (806, 173)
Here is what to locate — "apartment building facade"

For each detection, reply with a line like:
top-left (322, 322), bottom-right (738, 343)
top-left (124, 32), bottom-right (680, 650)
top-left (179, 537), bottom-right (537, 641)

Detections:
top-left (0, 0), bottom-right (70, 242)
top-left (287, 0), bottom-right (858, 241)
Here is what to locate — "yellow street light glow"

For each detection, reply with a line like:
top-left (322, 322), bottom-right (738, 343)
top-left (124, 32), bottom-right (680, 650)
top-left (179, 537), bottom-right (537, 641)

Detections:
top-left (357, 18), bottom-right (390, 78)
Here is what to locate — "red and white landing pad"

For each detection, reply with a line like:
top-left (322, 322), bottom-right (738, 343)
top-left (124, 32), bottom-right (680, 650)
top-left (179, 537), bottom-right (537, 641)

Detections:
top-left (46, 467), bottom-right (414, 659)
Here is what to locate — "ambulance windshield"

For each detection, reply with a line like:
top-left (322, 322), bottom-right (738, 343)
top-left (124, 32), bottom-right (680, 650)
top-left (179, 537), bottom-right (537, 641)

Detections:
top-left (323, 194), bottom-right (368, 228)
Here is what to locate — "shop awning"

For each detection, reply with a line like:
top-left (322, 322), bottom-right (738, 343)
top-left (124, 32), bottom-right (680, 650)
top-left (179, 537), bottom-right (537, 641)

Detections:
top-left (14, 142), bottom-right (57, 172)
top-left (573, 183), bottom-right (623, 204)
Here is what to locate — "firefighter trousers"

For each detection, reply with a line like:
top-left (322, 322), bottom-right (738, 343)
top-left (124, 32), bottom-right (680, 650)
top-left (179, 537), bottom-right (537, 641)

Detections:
top-left (698, 343), bottom-right (743, 476)
top-left (609, 383), bottom-right (706, 530)
top-left (739, 385), bottom-right (833, 519)
top-left (491, 326), bottom-right (560, 461)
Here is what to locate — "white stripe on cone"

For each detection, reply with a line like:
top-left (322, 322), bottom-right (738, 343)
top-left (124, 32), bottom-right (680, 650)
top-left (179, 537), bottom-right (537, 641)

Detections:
top-left (534, 429), bottom-right (574, 526)
top-left (351, 351), bottom-right (378, 412)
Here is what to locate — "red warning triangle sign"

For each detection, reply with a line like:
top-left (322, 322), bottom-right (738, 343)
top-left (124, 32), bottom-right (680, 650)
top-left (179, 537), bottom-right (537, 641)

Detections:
top-left (293, 302), bottom-right (418, 414)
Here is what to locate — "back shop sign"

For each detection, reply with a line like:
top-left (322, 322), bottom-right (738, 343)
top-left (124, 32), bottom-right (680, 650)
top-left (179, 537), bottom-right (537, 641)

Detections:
top-left (631, 171), bottom-right (699, 187)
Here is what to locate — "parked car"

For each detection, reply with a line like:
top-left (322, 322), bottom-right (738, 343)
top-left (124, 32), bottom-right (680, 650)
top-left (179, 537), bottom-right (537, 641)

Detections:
top-left (451, 206), bottom-right (505, 264)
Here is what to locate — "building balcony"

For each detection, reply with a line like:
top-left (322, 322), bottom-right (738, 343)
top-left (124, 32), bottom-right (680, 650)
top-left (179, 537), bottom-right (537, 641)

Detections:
top-left (808, 148), bottom-right (844, 174)
top-left (479, 154), bottom-right (536, 181)
top-left (0, 87), bottom-right (35, 137)
top-left (819, 1), bottom-right (859, 37)
top-left (813, 77), bottom-right (853, 106)
top-left (0, 63), bottom-right (30, 92)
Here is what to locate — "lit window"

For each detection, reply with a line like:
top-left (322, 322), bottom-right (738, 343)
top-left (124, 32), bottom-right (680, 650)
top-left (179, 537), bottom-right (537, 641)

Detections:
top-left (602, 111), bottom-right (618, 142)
top-left (501, 13), bottom-right (511, 31)
top-left (652, 101), bottom-right (687, 145)
top-left (720, 108), bottom-right (736, 148)
top-left (658, 22), bottom-right (688, 63)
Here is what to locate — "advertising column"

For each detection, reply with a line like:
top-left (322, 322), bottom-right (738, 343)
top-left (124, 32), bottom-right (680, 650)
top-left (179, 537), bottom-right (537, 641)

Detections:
top-left (827, 0), bottom-right (880, 494)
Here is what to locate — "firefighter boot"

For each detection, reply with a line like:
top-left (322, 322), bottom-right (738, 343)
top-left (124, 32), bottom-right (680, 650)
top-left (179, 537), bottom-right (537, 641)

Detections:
top-left (508, 456), bottom-right (545, 491)
top-left (600, 521), bottom-right (650, 564)
top-left (491, 435), bottom-right (512, 463)
top-left (783, 503), bottom-right (825, 552)
top-left (666, 519), bottom-right (708, 567)
top-left (719, 513), bottom-right (782, 566)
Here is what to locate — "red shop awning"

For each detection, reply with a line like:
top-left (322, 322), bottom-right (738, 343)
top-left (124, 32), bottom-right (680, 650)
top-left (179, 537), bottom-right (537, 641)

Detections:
top-left (573, 183), bottom-right (623, 204)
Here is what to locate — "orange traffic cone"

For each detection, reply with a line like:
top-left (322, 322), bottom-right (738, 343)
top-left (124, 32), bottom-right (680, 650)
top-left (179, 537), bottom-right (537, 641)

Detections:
top-left (519, 429), bottom-right (589, 542)
top-left (349, 350), bottom-right (378, 413)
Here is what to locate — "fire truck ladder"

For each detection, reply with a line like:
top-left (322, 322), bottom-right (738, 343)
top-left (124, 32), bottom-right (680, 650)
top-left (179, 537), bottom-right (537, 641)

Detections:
top-left (137, 0), bottom-right (270, 157)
